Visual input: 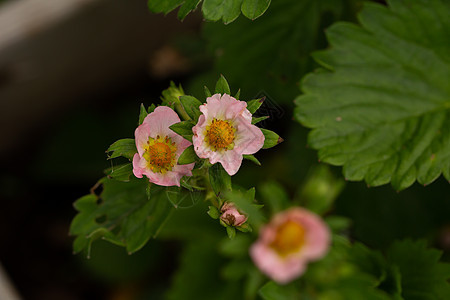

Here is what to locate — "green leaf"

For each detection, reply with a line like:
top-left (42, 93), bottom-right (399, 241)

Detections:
top-left (178, 0), bottom-right (202, 20)
top-left (209, 163), bottom-right (232, 197)
top-left (246, 98), bottom-right (264, 114)
top-left (203, 0), bottom-right (242, 24)
top-left (294, 0), bottom-right (450, 190)
top-left (104, 163), bottom-right (133, 182)
top-left (178, 145), bottom-right (198, 165)
top-left (226, 226), bottom-right (236, 239)
top-left (261, 128), bottom-right (283, 149)
top-left (148, 0), bottom-right (271, 23)
top-left (179, 95), bottom-right (202, 121)
top-left (243, 154), bottom-right (261, 166)
top-left (139, 103), bottom-right (148, 125)
top-left (70, 178), bottom-right (175, 255)
top-left (241, 0), bottom-right (271, 20)
top-left (387, 240), bottom-right (450, 299)
top-left (215, 74), bottom-right (231, 95)
top-left (207, 205), bottom-right (220, 219)
top-left (106, 138), bottom-right (137, 160)
top-left (169, 121), bottom-right (195, 142)
top-left (234, 89), bottom-right (241, 100)
top-left (148, 0), bottom-right (184, 14)
top-left (252, 115), bottom-right (269, 124)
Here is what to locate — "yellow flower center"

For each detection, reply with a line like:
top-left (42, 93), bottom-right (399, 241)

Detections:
top-left (270, 220), bottom-right (306, 257)
top-left (205, 119), bottom-right (235, 151)
top-left (143, 135), bottom-right (177, 173)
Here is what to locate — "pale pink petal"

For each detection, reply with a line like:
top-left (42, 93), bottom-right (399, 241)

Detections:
top-left (249, 208), bottom-right (330, 284)
top-left (218, 150), bottom-right (243, 176)
top-left (143, 106), bottom-right (181, 138)
top-left (132, 153), bottom-right (145, 178)
top-left (200, 94), bottom-right (247, 121)
top-left (250, 242), bottom-right (307, 284)
top-left (233, 116), bottom-right (265, 155)
top-left (135, 123), bottom-right (151, 157)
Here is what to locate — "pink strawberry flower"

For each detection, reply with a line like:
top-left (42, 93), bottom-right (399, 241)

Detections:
top-left (192, 94), bottom-right (265, 176)
top-left (132, 106), bottom-right (194, 186)
top-left (250, 208), bottom-right (330, 284)
top-left (220, 202), bottom-right (247, 227)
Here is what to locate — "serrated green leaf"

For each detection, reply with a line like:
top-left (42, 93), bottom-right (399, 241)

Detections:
top-left (139, 103), bottom-right (148, 125)
top-left (243, 154), bottom-right (261, 166)
top-left (246, 98), bottom-right (264, 114)
top-left (294, 0), bottom-right (450, 190)
top-left (106, 138), bottom-right (137, 160)
top-left (178, 0), bottom-right (202, 20)
top-left (179, 95), bottom-right (202, 121)
top-left (241, 0), bottom-right (271, 20)
top-left (261, 128), bottom-right (283, 149)
top-left (148, 0), bottom-right (184, 14)
top-left (209, 163), bottom-right (232, 197)
top-left (387, 239), bottom-right (450, 299)
top-left (104, 163), bottom-right (133, 182)
top-left (178, 145), bottom-right (198, 165)
top-left (169, 121), bottom-right (195, 142)
top-left (215, 74), bottom-right (231, 95)
top-left (70, 178), bottom-right (175, 255)
top-left (203, 0), bottom-right (242, 24)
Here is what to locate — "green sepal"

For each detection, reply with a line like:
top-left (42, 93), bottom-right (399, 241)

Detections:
top-left (104, 163), bottom-right (133, 182)
top-left (179, 95), bottom-right (202, 121)
top-left (226, 226), bottom-right (236, 240)
top-left (204, 85), bottom-right (212, 98)
top-left (215, 74), bottom-right (231, 95)
top-left (139, 103), bottom-right (148, 125)
top-left (234, 89), bottom-right (241, 100)
top-left (178, 145), bottom-right (199, 165)
top-left (261, 128), bottom-right (283, 149)
top-left (147, 103), bottom-right (156, 113)
top-left (246, 97), bottom-right (264, 114)
top-left (169, 121), bottom-right (195, 142)
top-left (207, 205), bottom-right (220, 219)
top-left (236, 223), bottom-right (252, 233)
top-left (243, 154), bottom-right (261, 166)
top-left (106, 138), bottom-right (137, 161)
top-left (209, 163), bottom-right (232, 197)
top-left (252, 116), bottom-right (269, 124)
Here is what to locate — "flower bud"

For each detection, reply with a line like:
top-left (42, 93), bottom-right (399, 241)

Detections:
top-left (220, 202), bottom-right (247, 227)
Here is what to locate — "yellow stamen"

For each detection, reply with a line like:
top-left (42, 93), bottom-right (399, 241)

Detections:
top-left (270, 220), bottom-right (306, 257)
top-left (205, 118), bottom-right (235, 151)
top-left (143, 135), bottom-right (177, 173)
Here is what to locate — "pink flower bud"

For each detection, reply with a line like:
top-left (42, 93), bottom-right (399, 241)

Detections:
top-left (220, 202), bottom-right (247, 227)
top-left (250, 208), bottom-right (330, 284)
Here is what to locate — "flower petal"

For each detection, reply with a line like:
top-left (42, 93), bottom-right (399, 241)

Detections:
top-left (143, 106), bottom-right (181, 138)
top-left (233, 117), bottom-right (265, 155)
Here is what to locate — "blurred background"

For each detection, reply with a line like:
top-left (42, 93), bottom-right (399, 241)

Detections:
top-left (0, 0), bottom-right (449, 299)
